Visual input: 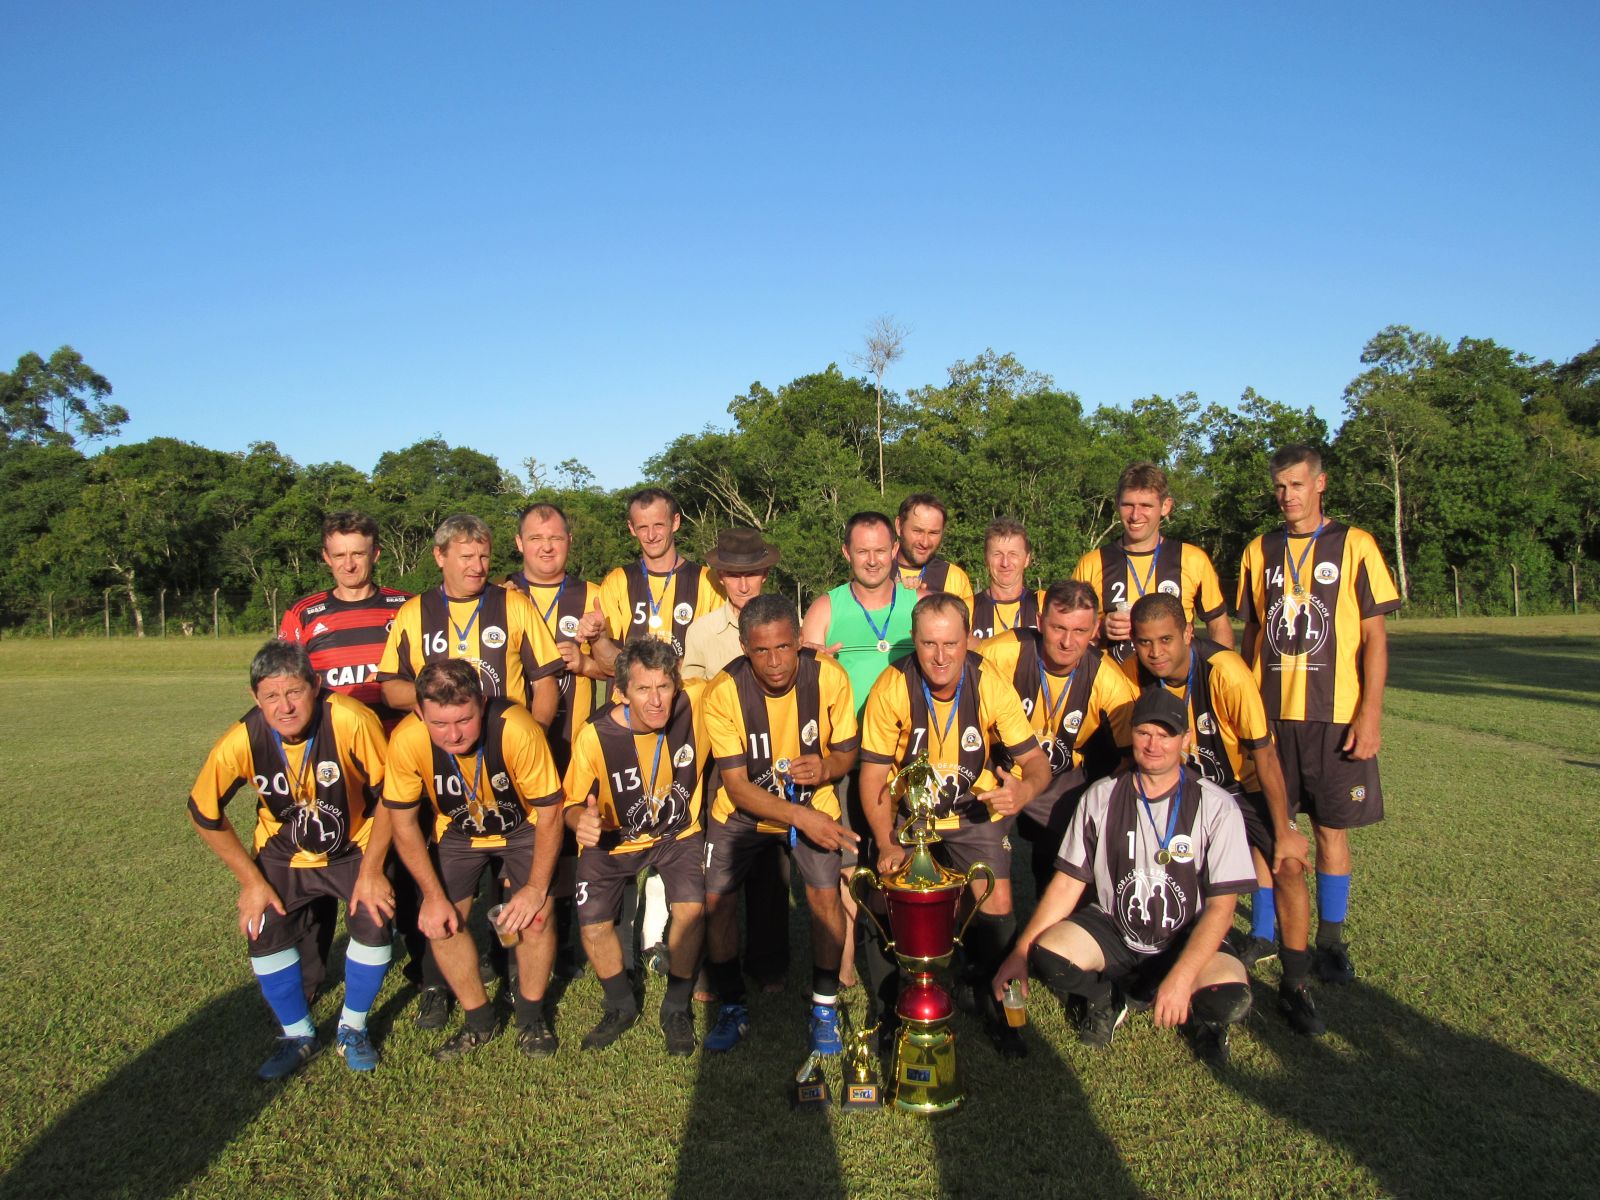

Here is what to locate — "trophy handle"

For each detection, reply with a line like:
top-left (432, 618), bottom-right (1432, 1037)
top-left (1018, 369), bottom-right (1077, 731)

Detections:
top-left (953, 861), bottom-right (997, 948)
top-left (849, 868), bottom-right (894, 953)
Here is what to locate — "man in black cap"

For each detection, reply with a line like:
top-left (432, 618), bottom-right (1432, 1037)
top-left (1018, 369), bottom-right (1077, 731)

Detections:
top-left (681, 526), bottom-right (790, 993)
top-left (992, 687), bottom-right (1256, 1064)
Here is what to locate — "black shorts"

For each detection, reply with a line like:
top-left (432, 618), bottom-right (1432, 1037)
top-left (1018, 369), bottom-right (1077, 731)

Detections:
top-left (1272, 720), bottom-right (1385, 830)
top-left (705, 811), bottom-right (839, 895)
top-left (1017, 768), bottom-right (1089, 841)
top-left (574, 833), bottom-right (706, 927)
top-left (1070, 905), bottom-right (1240, 996)
top-left (1234, 790), bottom-right (1275, 859)
top-left (932, 816), bottom-right (1014, 882)
top-left (434, 821), bottom-right (541, 905)
top-left (837, 772), bottom-right (865, 871)
top-left (250, 845), bottom-right (388, 956)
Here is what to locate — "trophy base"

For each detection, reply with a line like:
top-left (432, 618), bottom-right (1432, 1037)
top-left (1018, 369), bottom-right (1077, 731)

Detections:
top-left (891, 1023), bottom-right (963, 1114)
top-left (790, 1070), bottom-right (833, 1111)
top-left (840, 1080), bottom-right (884, 1111)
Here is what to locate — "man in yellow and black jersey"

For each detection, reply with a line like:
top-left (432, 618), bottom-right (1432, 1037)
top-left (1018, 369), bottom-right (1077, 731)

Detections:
top-left (188, 641), bottom-right (395, 1080)
top-left (563, 637), bottom-right (710, 1057)
top-left (859, 593), bottom-right (1050, 1056)
top-left (583, 487), bottom-right (724, 670)
top-left (1129, 593), bottom-right (1323, 1036)
top-left (1238, 444), bottom-right (1401, 988)
top-left (384, 660), bottom-right (567, 1060)
top-left (979, 579), bottom-right (1136, 896)
top-left (377, 514), bottom-right (563, 726)
top-left (894, 492), bottom-right (975, 608)
top-left (701, 595), bottom-right (860, 1056)
top-left (969, 517), bottom-right (1045, 644)
top-left (1072, 461), bottom-right (1232, 654)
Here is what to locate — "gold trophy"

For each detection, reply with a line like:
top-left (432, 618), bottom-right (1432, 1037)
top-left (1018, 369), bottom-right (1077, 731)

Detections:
top-left (789, 1049), bottom-right (832, 1111)
top-left (839, 1013), bottom-right (883, 1111)
top-left (851, 755), bottom-right (995, 1114)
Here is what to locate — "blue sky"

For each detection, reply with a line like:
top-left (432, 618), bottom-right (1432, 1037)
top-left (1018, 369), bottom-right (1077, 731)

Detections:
top-left (5, 2), bottom-right (1595, 488)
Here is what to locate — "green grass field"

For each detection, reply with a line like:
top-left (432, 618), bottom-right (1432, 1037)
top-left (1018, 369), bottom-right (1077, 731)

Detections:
top-left (3, 617), bottom-right (1598, 1199)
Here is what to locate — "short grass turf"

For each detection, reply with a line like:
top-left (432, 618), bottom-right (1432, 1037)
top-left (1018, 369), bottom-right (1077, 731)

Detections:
top-left (2, 617), bottom-right (1598, 1199)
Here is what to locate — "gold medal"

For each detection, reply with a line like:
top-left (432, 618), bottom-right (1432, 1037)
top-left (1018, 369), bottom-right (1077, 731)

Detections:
top-left (1155, 849), bottom-right (1172, 866)
top-left (877, 639), bottom-right (890, 653)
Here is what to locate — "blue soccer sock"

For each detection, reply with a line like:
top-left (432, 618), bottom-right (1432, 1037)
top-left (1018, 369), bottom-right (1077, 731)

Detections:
top-left (251, 947), bottom-right (315, 1038)
top-left (339, 939), bottom-right (393, 1031)
top-left (1316, 872), bottom-right (1351, 924)
top-left (1250, 887), bottom-right (1277, 942)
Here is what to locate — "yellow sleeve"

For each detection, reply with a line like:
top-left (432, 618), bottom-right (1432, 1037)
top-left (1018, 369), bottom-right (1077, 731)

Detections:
top-left (1190, 547), bottom-right (1228, 622)
top-left (820, 658), bottom-right (859, 751)
top-left (598, 567), bottom-right (632, 641)
top-left (1350, 528), bottom-right (1402, 614)
top-left (381, 716), bottom-right (431, 809)
top-left (696, 568), bottom-right (726, 617)
top-left (1213, 652), bottom-right (1270, 749)
top-left (375, 597), bottom-right (422, 681)
top-left (1095, 663), bottom-right (1138, 749)
top-left (508, 588), bottom-right (563, 679)
top-left (333, 695), bottom-right (388, 795)
top-left (188, 722), bottom-right (254, 828)
top-left (1236, 538), bottom-right (1265, 628)
top-left (976, 629), bottom-right (1022, 680)
top-left (502, 706), bottom-right (564, 810)
top-left (563, 724), bottom-right (603, 811)
top-left (858, 670), bottom-right (909, 765)
top-left (980, 664), bottom-right (1039, 759)
top-left (944, 563), bottom-right (975, 605)
top-left (704, 673), bottom-right (749, 768)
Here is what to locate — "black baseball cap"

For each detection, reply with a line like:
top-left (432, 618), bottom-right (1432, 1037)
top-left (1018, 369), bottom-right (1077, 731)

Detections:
top-left (1131, 687), bottom-right (1188, 734)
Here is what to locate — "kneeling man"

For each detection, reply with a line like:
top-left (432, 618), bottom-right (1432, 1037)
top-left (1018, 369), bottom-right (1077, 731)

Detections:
top-left (993, 688), bottom-right (1255, 1063)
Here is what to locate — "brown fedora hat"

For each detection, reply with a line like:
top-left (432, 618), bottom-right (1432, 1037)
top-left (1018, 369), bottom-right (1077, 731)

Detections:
top-left (705, 527), bottom-right (781, 573)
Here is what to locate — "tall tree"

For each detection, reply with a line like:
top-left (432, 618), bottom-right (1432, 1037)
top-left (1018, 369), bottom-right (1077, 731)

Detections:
top-left (0, 347), bottom-right (126, 447)
top-left (853, 316), bottom-right (908, 494)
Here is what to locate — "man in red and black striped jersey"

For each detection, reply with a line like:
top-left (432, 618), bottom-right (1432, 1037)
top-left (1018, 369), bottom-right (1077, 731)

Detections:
top-left (280, 512), bottom-right (411, 731)
top-left (1238, 444), bottom-right (1401, 988)
top-left (277, 511), bottom-right (412, 1003)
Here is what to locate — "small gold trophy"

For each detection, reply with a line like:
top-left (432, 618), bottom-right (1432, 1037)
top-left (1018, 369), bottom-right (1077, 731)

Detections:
top-left (789, 1049), bottom-right (832, 1111)
top-left (851, 755), bottom-right (994, 1114)
top-left (839, 1013), bottom-right (883, 1111)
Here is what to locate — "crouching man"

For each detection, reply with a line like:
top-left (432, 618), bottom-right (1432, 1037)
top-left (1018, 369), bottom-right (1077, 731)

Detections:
top-left (992, 688), bottom-right (1255, 1064)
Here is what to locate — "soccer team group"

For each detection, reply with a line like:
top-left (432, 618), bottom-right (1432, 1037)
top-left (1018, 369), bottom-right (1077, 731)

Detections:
top-left (190, 444), bottom-right (1400, 1080)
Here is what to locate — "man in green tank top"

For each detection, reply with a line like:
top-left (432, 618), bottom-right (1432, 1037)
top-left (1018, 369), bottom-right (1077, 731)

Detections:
top-left (800, 510), bottom-right (915, 988)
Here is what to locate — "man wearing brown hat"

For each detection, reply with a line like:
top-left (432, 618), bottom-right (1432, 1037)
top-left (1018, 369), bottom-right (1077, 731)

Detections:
top-left (682, 528), bottom-right (782, 682)
top-left (681, 527), bottom-right (790, 991)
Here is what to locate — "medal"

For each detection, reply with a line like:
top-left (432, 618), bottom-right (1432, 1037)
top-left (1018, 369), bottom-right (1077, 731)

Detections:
top-left (639, 559), bottom-right (677, 634)
top-left (1155, 849), bottom-right (1171, 866)
top-left (444, 587), bottom-right (485, 658)
top-left (1284, 520), bottom-right (1326, 602)
top-left (648, 613), bottom-right (663, 629)
top-left (850, 582), bottom-right (898, 657)
top-left (1135, 766), bottom-right (1184, 867)
top-left (876, 639), bottom-right (890, 654)
top-left (775, 757), bottom-right (791, 776)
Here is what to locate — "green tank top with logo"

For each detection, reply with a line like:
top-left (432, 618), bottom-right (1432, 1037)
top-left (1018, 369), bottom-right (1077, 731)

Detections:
top-left (825, 582), bottom-right (916, 715)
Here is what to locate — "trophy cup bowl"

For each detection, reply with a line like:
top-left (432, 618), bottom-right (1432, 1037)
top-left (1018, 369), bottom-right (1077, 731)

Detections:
top-left (850, 755), bottom-right (996, 1114)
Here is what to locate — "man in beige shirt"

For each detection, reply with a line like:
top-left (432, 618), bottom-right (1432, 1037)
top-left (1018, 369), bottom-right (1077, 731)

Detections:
top-left (681, 528), bottom-right (790, 992)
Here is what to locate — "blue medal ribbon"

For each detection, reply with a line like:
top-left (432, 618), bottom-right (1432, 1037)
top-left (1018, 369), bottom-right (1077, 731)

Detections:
top-left (1134, 767), bottom-right (1184, 859)
top-left (849, 581), bottom-right (897, 651)
top-left (535, 577), bottom-right (567, 628)
top-left (1129, 539), bottom-right (1163, 599)
top-left (450, 740), bottom-right (488, 829)
top-left (623, 703), bottom-right (669, 821)
top-left (271, 727), bottom-right (318, 806)
top-left (443, 587), bottom-right (486, 653)
top-left (1284, 520), bottom-right (1326, 598)
top-left (920, 668), bottom-right (965, 759)
top-left (639, 559), bottom-right (678, 627)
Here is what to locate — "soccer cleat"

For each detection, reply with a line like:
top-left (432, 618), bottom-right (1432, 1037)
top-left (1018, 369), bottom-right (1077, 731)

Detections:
top-left (517, 1012), bottom-right (559, 1058)
top-left (581, 1008), bottom-right (640, 1051)
top-left (1186, 1019), bottom-right (1232, 1066)
top-left (1229, 930), bottom-right (1280, 972)
top-left (705, 1003), bottom-right (750, 1053)
top-left (661, 1009), bottom-right (697, 1057)
top-left (1313, 941), bottom-right (1357, 985)
top-left (986, 1013), bottom-right (1029, 1060)
top-left (1278, 983), bottom-right (1328, 1037)
top-left (258, 1034), bottom-right (319, 1081)
top-left (1078, 994), bottom-right (1128, 1048)
top-left (808, 1004), bottom-right (843, 1056)
top-left (644, 942), bottom-right (671, 977)
top-left (414, 986), bottom-right (452, 1030)
top-left (432, 1024), bottom-right (497, 1062)
top-left (336, 1024), bottom-right (380, 1072)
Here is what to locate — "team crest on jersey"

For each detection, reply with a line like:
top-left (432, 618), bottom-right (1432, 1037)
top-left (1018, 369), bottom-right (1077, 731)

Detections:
top-left (481, 625), bottom-right (507, 649)
top-left (960, 726), bottom-right (982, 752)
top-left (1168, 834), bottom-right (1196, 864)
top-left (1315, 561), bottom-right (1340, 585)
top-left (464, 658), bottom-right (503, 696)
top-left (1114, 868), bottom-right (1189, 953)
top-left (672, 743), bottom-right (695, 768)
top-left (801, 719), bottom-right (819, 747)
top-left (315, 761), bottom-right (341, 786)
top-left (1196, 712), bottom-right (1216, 735)
top-left (491, 772), bottom-right (511, 792)
top-left (1158, 580), bottom-right (1181, 597)
top-left (1264, 594), bottom-right (1331, 660)
top-left (673, 602), bottom-right (694, 626)
top-left (1063, 710), bottom-right (1084, 733)
top-left (558, 614), bottom-right (581, 638)
top-left (289, 799), bottom-right (346, 855)
top-left (1351, 785), bottom-right (1367, 803)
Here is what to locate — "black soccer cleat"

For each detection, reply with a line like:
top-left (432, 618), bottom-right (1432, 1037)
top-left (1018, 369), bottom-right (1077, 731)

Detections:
top-left (661, 1009), bottom-right (697, 1057)
top-left (581, 1007), bottom-right (640, 1052)
top-left (414, 986), bottom-right (452, 1031)
top-left (1278, 983), bottom-right (1327, 1037)
top-left (1077, 994), bottom-right (1128, 1049)
top-left (517, 1012), bottom-right (559, 1058)
top-left (1185, 1019), bottom-right (1232, 1066)
top-left (1228, 930), bottom-right (1280, 973)
top-left (1313, 941), bottom-right (1357, 985)
top-left (432, 1024), bottom-right (497, 1062)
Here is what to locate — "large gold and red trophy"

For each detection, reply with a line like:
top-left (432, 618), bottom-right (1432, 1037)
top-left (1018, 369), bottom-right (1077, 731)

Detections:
top-left (851, 754), bottom-right (995, 1114)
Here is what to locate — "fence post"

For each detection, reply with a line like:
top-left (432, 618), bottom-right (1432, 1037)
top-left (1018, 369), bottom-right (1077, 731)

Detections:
top-left (1574, 562), bottom-right (1580, 616)
top-left (1512, 564), bottom-right (1520, 617)
top-left (213, 588), bottom-right (220, 638)
top-left (1452, 566), bottom-right (1461, 618)
top-left (104, 588), bottom-right (113, 637)
top-left (160, 588), bottom-right (167, 638)
top-left (47, 592), bottom-right (54, 639)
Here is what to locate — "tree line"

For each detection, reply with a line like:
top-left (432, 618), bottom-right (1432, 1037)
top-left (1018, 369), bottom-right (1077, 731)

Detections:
top-left (3, 325), bottom-right (1596, 635)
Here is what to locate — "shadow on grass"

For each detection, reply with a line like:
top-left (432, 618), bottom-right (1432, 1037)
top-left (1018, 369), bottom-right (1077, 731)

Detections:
top-left (1388, 635), bottom-right (1600, 704)
top-left (2, 985), bottom-right (274, 1200)
top-left (1224, 978), bottom-right (1600, 1199)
